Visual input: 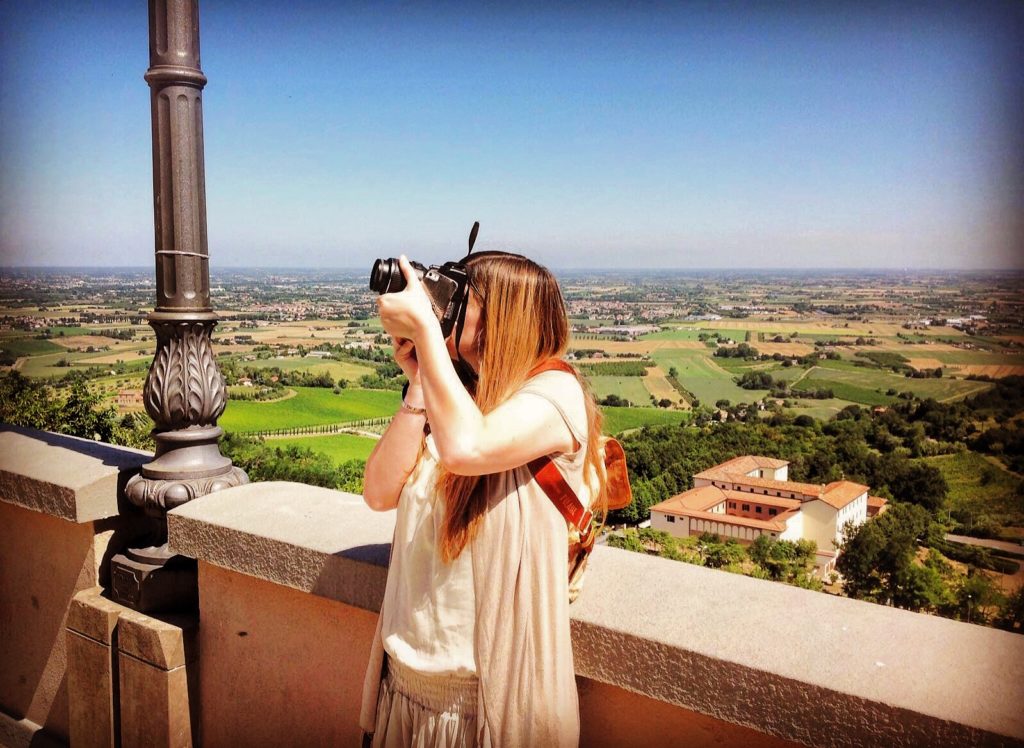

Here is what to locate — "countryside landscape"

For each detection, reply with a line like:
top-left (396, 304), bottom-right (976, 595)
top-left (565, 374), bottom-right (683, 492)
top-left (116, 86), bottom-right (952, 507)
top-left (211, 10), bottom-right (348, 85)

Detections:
top-left (2, 266), bottom-right (1023, 630)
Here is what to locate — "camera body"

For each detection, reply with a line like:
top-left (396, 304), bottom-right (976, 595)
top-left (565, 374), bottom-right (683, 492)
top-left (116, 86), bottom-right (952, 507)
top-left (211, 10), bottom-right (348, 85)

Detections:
top-left (369, 257), bottom-right (471, 338)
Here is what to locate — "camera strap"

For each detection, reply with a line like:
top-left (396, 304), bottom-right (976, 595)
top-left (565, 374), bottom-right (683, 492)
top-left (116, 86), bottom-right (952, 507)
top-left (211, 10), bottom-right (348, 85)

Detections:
top-left (452, 274), bottom-right (477, 382)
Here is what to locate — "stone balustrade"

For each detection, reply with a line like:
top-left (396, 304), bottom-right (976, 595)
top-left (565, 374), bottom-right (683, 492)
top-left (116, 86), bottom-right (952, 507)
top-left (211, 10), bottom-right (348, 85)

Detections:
top-left (2, 426), bottom-right (1023, 747)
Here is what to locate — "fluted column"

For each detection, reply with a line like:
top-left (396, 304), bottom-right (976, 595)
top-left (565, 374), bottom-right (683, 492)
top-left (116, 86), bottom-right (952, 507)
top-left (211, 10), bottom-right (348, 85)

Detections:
top-left (112, 0), bottom-right (247, 612)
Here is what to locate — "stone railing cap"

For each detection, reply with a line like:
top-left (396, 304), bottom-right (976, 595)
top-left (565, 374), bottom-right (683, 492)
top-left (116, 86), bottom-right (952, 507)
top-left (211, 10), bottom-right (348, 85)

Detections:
top-left (169, 480), bottom-right (1024, 748)
top-left (0, 425), bottom-right (149, 522)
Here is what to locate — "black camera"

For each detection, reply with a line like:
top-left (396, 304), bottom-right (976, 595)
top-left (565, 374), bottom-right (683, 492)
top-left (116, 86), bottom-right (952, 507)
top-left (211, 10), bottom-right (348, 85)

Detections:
top-left (369, 223), bottom-right (480, 338)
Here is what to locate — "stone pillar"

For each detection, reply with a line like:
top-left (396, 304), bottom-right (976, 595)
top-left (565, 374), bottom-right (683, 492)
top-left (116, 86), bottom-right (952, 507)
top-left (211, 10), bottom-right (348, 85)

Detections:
top-left (65, 587), bottom-right (200, 748)
top-left (117, 607), bottom-right (200, 748)
top-left (66, 588), bottom-right (124, 748)
top-left (111, 0), bottom-right (247, 612)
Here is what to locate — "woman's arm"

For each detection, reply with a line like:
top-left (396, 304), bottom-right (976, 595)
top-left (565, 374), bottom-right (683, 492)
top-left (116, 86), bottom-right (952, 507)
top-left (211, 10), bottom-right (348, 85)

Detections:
top-left (361, 340), bottom-right (426, 511)
top-left (376, 257), bottom-right (577, 477)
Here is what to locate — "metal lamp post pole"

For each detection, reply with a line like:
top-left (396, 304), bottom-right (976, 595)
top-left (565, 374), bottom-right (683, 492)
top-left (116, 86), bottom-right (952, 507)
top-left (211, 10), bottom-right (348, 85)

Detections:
top-left (110, 0), bottom-right (247, 612)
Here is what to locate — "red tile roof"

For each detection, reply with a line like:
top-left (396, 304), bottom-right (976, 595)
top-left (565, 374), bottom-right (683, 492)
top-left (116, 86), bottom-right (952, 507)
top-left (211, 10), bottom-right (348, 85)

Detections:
top-left (693, 455), bottom-right (789, 480)
top-left (819, 482), bottom-right (869, 510)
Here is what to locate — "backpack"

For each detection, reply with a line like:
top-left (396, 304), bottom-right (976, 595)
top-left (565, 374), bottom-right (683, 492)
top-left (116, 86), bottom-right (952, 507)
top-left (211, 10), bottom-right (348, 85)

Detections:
top-left (525, 359), bottom-right (633, 602)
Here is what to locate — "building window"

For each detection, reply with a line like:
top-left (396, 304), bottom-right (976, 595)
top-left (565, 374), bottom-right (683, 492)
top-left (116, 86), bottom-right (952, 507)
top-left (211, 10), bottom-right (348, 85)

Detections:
top-left (755, 506), bottom-right (763, 514)
top-left (667, 516), bottom-right (675, 523)
top-left (769, 508), bottom-right (777, 516)
top-left (728, 502), bottom-right (736, 509)
top-left (742, 504), bottom-right (750, 511)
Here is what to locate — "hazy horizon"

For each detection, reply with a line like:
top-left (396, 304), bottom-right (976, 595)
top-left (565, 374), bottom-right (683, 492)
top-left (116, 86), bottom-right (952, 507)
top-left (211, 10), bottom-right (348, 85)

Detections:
top-left (2, 1), bottom-right (1022, 271)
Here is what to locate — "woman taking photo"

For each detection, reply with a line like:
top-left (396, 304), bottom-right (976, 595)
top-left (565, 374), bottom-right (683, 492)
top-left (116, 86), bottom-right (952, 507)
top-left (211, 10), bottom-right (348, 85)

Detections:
top-left (359, 251), bottom-right (607, 747)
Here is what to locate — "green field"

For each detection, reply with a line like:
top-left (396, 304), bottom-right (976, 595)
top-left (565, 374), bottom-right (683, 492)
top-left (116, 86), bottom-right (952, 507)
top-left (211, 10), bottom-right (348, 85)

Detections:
top-left (219, 387), bottom-right (399, 432)
top-left (792, 377), bottom-right (894, 406)
top-left (651, 349), bottom-right (767, 405)
top-left (601, 406), bottom-right (689, 434)
top-left (783, 398), bottom-right (861, 420)
top-left (269, 433), bottom-right (378, 464)
top-left (17, 350), bottom-right (152, 378)
top-left (242, 356), bottom-right (376, 382)
top-left (924, 452), bottom-right (1024, 532)
top-left (0, 337), bottom-right (65, 357)
top-left (804, 364), bottom-right (991, 402)
top-left (927, 351), bottom-right (1024, 366)
top-left (639, 327), bottom-right (705, 341)
top-left (586, 375), bottom-right (654, 405)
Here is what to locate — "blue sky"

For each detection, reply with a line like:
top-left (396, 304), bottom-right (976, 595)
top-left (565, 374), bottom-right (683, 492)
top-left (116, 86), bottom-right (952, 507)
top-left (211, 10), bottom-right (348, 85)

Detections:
top-left (1, 1), bottom-right (1021, 270)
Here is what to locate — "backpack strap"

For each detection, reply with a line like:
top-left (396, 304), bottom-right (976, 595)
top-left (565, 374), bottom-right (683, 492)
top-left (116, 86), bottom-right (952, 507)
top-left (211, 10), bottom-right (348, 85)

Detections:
top-left (524, 358), bottom-right (594, 536)
top-left (527, 456), bottom-right (594, 536)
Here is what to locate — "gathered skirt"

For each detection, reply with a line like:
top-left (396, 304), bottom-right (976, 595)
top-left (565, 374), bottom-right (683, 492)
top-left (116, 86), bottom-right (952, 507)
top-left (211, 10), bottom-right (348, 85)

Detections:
top-left (371, 657), bottom-right (487, 748)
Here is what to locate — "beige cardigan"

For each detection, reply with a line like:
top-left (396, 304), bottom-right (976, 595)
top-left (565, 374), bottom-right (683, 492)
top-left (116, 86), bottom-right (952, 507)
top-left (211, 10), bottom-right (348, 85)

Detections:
top-left (360, 375), bottom-right (586, 747)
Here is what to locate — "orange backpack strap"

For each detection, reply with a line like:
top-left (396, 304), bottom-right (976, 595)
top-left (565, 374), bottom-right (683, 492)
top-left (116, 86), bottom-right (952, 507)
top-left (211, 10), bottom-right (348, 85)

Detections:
top-left (524, 358), bottom-right (594, 535)
top-left (527, 357), bottom-right (576, 378)
top-left (527, 457), bottom-right (594, 535)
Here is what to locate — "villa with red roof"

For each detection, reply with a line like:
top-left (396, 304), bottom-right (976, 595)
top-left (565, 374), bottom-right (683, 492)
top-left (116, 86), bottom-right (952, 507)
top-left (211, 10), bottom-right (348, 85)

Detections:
top-left (649, 455), bottom-right (888, 573)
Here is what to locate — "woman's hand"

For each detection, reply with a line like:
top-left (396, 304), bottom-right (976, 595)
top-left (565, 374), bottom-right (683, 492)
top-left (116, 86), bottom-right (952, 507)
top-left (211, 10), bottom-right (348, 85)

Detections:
top-left (377, 255), bottom-right (438, 344)
top-left (392, 336), bottom-right (419, 382)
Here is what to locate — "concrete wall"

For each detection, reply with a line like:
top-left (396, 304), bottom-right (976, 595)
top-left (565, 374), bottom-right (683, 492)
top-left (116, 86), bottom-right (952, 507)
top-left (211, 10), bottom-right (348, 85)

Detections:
top-left (169, 480), bottom-right (1024, 748)
top-left (4, 429), bottom-right (1024, 748)
top-left (0, 426), bottom-right (149, 746)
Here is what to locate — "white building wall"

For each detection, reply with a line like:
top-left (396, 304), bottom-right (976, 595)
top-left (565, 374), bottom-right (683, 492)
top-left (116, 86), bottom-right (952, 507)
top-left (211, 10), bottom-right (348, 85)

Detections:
top-left (800, 499), bottom-right (839, 554)
top-left (835, 492), bottom-right (868, 547)
top-left (694, 478), bottom-right (711, 488)
top-left (779, 510), bottom-right (804, 542)
top-left (775, 465), bottom-right (789, 481)
top-left (651, 510), bottom-right (688, 539)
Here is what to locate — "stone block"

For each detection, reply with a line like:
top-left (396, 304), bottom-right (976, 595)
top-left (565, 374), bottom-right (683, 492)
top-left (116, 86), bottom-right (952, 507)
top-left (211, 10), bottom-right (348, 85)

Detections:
top-left (0, 425), bottom-right (148, 522)
top-left (118, 654), bottom-right (196, 748)
top-left (116, 608), bottom-right (198, 671)
top-left (67, 586), bottom-right (123, 645)
top-left (116, 608), bottom-right (199, 748)
top-left (66, 630), bottom-right (117, 748)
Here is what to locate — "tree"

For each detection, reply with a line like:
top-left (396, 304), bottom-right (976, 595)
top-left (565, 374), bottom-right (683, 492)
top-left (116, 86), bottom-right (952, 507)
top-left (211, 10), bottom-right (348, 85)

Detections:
top-left (837, 503), bottom-right (933, 605)
top-left (749, 536), bottom-right (818, 584)
top-left (994, 587), bottom-right (1024, 633)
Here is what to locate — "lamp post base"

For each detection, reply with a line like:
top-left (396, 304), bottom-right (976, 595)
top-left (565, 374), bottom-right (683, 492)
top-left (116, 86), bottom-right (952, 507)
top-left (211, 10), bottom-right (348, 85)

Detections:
top-left (110, 544), bottom-right (199, 613)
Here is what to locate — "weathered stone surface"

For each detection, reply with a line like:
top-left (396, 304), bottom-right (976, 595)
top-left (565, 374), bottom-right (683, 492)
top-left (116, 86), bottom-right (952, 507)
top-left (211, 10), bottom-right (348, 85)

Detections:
top-left (67, 587), bottom-right (123, 646)
top-left (168, 481), bottom-right (392, 612)
top-left (67, 629), bottom-right (117, 748)
top-left (118, 652), bottom-right (195, 748)
top-left (116, 608), bottom-right (198, 671)
top-left (0, 711), bottom-right (65, 748)
top-left (169, 480), bottom-right (1024, 748)
top-left (194, 561), bottom-right (373, 747)
top-left (0, 425), bottom-right (148, 522)
top-left (572, 545), bottom-right (1024, 748)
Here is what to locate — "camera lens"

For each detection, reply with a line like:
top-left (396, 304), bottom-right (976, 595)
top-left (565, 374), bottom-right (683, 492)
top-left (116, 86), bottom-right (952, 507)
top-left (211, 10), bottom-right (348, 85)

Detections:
top-left (369, 258), bottom-right (406, 294)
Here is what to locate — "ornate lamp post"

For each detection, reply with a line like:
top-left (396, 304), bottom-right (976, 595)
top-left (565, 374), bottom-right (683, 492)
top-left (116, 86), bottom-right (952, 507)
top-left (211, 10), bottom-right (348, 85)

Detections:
top-left (110, 0), bottom-right (247, 612)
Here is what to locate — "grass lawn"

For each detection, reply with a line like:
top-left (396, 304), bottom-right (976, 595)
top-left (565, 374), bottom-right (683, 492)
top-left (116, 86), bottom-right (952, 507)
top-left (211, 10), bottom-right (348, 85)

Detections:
top-left (586, 375), bottom-right (653, 405)
top-left (219, 387), bottom-right (399, 432)
top-left (601, 406), bottom-right (689, 435)
top-left (241, 356), bottom-right (376, 382)
top-left (268, 433), bottom-right (377, 464)
top-left (924, 452), bottom-right (1024, 532)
